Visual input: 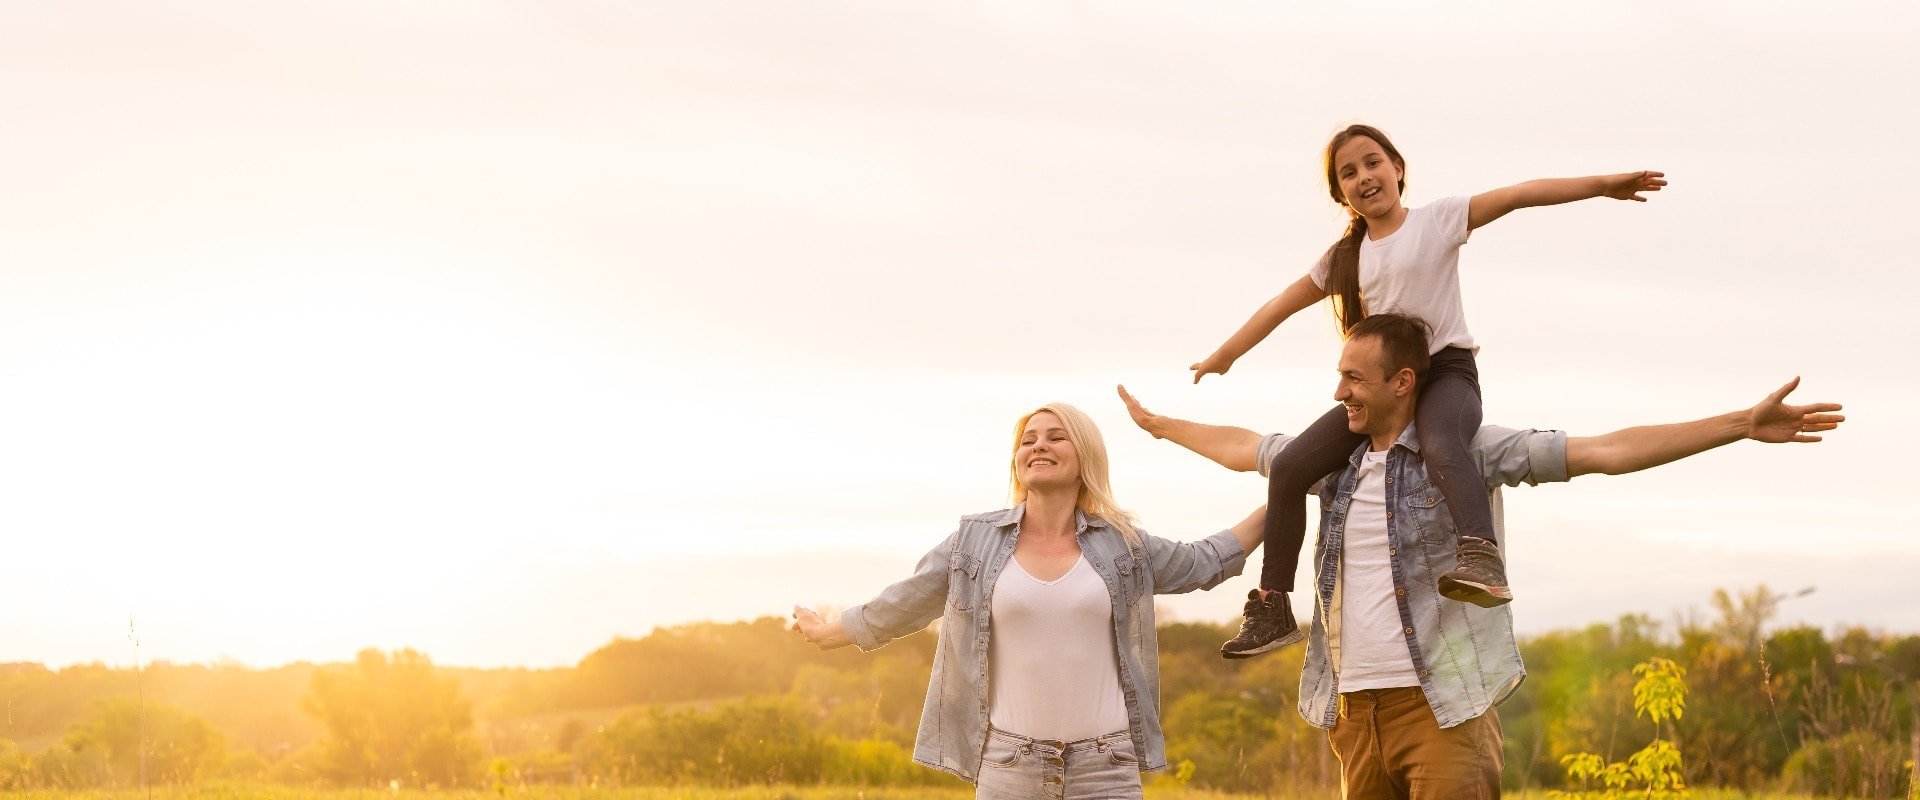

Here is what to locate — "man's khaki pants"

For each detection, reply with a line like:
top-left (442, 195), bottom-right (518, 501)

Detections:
top-left (1328, 686), bottom-right (1503, 800)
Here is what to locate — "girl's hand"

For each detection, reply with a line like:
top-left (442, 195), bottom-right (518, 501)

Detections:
top-left (1190, 355), bottom-right (1235, 383)
top-left (1602, 170), bottom-right (1667, 202)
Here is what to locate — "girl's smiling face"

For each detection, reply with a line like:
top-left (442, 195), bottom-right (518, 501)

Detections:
top-left (1332, 135), bottom-right (1404, 219)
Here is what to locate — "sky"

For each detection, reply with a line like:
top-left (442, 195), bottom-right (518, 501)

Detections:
top-left (1, 0), bottom-right (1914, 670)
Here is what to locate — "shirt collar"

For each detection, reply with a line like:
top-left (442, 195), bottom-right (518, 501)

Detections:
top-left (995, 503), bottom-right (1110, 533)
top-left (1346, 421), bottom-right (1423, 468)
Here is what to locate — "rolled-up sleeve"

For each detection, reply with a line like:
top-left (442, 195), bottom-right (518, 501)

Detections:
top-left (1258, 433), bottom-right (1335, 494)
top-left (1471, 426), bottom-right (1570, 488)
top-left (838, 533), bottom-right (953, 652)
top-left (1143, 529), bottom-right (1247, 595)
top-left (1255, 433), bottom-right (1295, 479)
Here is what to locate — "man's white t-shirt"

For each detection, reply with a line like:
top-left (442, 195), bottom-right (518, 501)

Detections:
top-left (1257, 424), bottom-right (1572, 691)
top-left (1309, 196), bottom-right (1477, 354)
top-left (1332, 448), bottom-right (1423, 690)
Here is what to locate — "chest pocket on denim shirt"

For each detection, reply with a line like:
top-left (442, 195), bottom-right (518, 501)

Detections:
top-left (947, 552), bottom-right (982, 612)
top-left (1112, 548), bottom-right (1146, 604)
top-left (1403, 483), bottom-right (1452, 545)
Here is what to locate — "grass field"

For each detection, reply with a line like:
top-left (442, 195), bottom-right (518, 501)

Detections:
top-left (0, 784), bottom-right (1835, 800)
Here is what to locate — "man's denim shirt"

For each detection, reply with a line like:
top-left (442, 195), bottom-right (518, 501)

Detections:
top-left (837, 505), bottom-right (1247, 783)
top-left (1259, 424), bottom-right (1569, 730)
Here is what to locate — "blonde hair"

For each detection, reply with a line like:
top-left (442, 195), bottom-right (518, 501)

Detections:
top-left (1008, 402), bottom-right (1142, 550)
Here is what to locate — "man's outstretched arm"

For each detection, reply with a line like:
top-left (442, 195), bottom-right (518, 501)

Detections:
top-left (1118, 384), bottom-right (1265, 473)
top-left (1565, 377), bottom-right (1844, 477)
top-left (1121, 378), bottom-right (1846, 482)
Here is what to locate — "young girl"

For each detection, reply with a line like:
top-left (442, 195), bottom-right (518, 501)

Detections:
top-left (1194, 124), bottom-right (1664, 659)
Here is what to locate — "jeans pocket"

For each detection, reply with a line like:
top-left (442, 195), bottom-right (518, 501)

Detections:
top-left (981, 731), bottom-right (1024, 769)
top-left (1104, 735), bottom-right (1139, 766)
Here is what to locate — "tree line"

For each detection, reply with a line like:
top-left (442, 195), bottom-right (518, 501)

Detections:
top-left (0, 585), bottom-right (1913, 797)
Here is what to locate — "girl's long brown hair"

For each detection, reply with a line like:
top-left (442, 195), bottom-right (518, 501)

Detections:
top-left (1322, 124), bottom-right (1407, 334)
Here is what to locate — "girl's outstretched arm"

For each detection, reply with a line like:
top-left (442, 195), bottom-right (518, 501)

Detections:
top-left (1468, 170), bottom-right (1666, 230)
top-left (1191, 273), bottom-right (1327, 383)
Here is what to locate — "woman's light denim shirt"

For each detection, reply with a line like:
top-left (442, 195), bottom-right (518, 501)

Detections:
top-left (837, 504), bottom-right (1247, 783)
top-left (1257, 424), bottom-right (1569, 730)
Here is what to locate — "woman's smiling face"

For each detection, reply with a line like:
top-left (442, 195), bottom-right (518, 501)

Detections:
top-left (1015, 411), bottom-right (1080, 493)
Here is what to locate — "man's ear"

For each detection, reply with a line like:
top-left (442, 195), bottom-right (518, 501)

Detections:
top-left (1392, 368), bottom-right (1417, 397)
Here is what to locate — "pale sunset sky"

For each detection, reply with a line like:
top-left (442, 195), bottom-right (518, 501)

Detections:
top-left (2, 1), bottom-right (1913, 669)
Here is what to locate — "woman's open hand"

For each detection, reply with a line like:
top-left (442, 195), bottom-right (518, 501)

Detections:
top-left (792, 605), bottom-right (851, 650)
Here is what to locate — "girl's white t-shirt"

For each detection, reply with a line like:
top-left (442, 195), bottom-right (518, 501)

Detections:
top-left (1310, 196), bottom-right (1477, 355)
top-left (987, 554), bottom-right (1129, 741)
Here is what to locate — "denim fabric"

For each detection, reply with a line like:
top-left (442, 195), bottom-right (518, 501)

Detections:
top-left (975, 727), bottom-right (1142, 800)
top-left (1295, 423), bottom-right (1569, 730)
top-left (838, 505), bottom-right (1247, 783)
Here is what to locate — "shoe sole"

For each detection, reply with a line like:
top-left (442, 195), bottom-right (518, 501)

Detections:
top-left (1219, 629), bottom-right (1305, 660)
top-left (1437, 576), bottom-right (1514, 608)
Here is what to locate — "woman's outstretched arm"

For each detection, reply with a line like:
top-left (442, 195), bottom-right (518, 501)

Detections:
top-left (1118, 384), bottom-right (1265, 472)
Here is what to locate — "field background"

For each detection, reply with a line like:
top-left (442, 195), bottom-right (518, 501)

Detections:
top-left (3, 3), bottom-right (1916, 799)
top-left (2, 594), bottom-right (1914, 799)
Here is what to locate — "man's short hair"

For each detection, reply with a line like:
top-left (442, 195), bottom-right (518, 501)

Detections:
top-left (1347, 313), bottom-right (1431, 386)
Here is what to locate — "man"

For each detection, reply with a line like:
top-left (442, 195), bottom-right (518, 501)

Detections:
top-left (1119, 313), bottom-right (1844, 800)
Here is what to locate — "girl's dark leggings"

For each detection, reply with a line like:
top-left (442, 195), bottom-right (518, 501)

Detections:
top-left (1259, 347), bottom-right (1493, 592)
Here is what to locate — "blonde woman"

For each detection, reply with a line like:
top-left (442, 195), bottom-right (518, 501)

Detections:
top-left (792, 402), bottom-right (1264, 799)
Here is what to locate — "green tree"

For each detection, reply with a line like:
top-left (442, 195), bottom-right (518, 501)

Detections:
top-left (1516, 615), bottom-right (1663, 789)
top-left (581, 695), bottom-right (826, 786)
top-left (1663, 585), bottom-right (1814, 788)
top-left (1151, 634), bottom-right (1337, 795)
top-left (61, 697), bottom-right (227, 786)
top-left (302, 648), bottom-right (482, 787)
top-left (28, 736), bottom-right (112, 789)
top-left (1785, 654), bottom-right (1911, 798)
top-left (564, 618), bottom-right (894, 711)
top-left (788, 654), bottom-right (930, 747)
